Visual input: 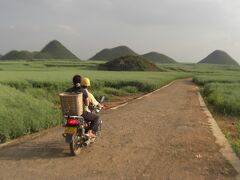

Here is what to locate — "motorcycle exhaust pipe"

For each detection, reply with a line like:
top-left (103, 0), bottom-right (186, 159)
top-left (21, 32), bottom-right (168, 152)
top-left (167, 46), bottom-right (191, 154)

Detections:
top-left (83, 140), bottom-right (91, 146)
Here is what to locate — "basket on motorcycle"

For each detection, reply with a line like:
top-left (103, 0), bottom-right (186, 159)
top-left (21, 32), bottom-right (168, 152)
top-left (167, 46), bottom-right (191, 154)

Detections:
top-left (59, 92), bottom-right (83, 116)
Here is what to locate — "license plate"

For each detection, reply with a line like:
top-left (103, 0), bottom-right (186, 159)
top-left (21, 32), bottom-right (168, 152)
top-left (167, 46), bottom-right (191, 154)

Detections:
top-left (64, 127), bottom-right (77, 134)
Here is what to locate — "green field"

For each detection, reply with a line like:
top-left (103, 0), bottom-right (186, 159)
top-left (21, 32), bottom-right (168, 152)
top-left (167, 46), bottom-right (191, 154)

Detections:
top-left (0, 60), bottom-right (240, 152)
top-left (0, 60), bottom-right (190, 143)
top-left (192, 67), bottom-right (240, 155)
top-left (193, 72), bottom-right (240, 116)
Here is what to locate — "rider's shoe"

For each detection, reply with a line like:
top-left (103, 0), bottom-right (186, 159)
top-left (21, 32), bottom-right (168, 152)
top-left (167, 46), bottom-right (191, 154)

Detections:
top-left (89, 137), bottom-right (96, 143)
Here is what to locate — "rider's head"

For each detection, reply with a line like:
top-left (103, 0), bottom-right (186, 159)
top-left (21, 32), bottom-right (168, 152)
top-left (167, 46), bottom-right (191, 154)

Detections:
top-left (72, 74), bottom-right (82, 87)
top-left (81, 77), bottom-right (91, 89)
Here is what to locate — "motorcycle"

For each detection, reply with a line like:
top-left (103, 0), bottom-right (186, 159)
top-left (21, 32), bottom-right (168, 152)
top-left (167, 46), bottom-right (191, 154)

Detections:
top-left (62, 96), bottom-right (105, 156)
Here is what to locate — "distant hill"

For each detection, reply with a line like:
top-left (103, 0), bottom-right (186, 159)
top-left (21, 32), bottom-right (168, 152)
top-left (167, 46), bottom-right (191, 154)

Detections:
top-left (0, 54), bottom-right (2, 59)
top-left (40, 40), bottom-right (79, 59)
top-left (99, 55), bottom-right (159, 71)
top-left (198, 50), bottom-right (239, 65)
top-left (1, 50), bottom-right (34, 60)
top-left (142, 52), bottom-right (177, 64)
top-left (33, 52), bottom-right (50, 59)
top-left (1, 40), bottom-right (79, 60)
top-left (89, 46), bottom-right (138, 61)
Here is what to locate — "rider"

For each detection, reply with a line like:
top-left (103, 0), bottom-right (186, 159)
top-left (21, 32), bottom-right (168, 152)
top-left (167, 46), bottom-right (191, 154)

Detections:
top-left (65, 74), bottom-right (99, 138)
top-left (81, 77), bottom-right (104, 112)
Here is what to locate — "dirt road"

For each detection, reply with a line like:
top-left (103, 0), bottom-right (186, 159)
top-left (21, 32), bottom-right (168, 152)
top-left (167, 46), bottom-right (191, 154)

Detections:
top-left (0, 79), bottom-right (237, 180)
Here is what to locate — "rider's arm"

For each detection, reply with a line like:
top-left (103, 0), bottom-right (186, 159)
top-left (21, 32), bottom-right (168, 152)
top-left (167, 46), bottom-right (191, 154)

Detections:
top-left (88, 92), bottom-right (99, 106)
top-left (88, 92), bottom-right (104, 108)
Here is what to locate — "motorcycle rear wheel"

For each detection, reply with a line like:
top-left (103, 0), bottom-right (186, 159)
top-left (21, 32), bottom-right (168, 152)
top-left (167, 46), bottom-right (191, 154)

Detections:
top-left (69, 133), bottom-right (81, 156)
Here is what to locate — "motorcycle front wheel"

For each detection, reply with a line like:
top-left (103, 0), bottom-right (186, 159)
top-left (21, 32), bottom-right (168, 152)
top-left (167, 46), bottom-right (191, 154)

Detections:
top-left (69, 133), bottom-right (82, 156)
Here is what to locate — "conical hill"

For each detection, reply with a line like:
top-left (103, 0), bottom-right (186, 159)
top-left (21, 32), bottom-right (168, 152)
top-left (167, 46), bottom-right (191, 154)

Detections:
top-left (1, 50), bottom-right (34, 60)
top-left (142, 52), bottom-right (176, 64)
top-left (1, 40), bottom-right (79, 60)
top-left (198, 50), bottom-right (238, 65)
top-left (99, 55), bottom-right (159, 71)
top-left (40, 40), bottom-right (79, 59)
top-left (89, 46), bottom-right (138, 61)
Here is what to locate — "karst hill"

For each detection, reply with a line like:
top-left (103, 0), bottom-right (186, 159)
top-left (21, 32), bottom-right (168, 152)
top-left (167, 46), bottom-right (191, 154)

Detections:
top-left (99, 55), bottom-right (160, 71)
top-left (1, 50), bottom-right (34, 60)
top-left (89, 46), bottom-right (138, 61)
top-left (198, 50), bottom-right (239, 66)
top-left (40, 40), bottom-right (79, 59)
top-left (142, 52), bottom-right (177, 64)
top-left (0, 40), bottom-right (79, 60)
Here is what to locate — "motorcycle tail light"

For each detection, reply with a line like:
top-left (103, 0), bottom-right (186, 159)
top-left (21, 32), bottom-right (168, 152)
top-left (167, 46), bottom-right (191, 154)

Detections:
top-left (67, 118), bottom-right (79, 125)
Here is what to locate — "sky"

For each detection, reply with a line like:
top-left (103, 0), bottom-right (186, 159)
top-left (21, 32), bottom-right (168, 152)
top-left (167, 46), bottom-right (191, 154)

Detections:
top-left (0, 0), bottom-right (240, 63)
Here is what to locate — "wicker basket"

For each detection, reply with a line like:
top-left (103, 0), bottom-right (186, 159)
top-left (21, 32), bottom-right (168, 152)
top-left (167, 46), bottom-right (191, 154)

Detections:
top-left (59, 92), bottom-right (83, 115)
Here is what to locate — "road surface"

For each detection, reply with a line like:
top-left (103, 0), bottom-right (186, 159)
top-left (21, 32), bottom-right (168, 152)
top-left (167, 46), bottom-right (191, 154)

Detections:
top-left (0, 79), bottom-right (237, 180)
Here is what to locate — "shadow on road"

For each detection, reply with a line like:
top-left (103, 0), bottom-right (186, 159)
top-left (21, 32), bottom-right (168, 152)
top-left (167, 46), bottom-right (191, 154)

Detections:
top-left (0, 140), bottom-right (72, 160)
